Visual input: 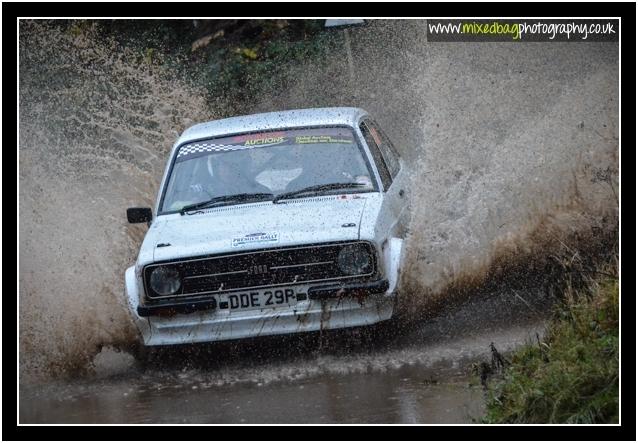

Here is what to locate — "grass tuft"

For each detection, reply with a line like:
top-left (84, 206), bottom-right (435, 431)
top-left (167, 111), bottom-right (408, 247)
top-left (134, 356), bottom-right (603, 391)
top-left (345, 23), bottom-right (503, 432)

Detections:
top-left (482, 260), bottom-right (619, 423)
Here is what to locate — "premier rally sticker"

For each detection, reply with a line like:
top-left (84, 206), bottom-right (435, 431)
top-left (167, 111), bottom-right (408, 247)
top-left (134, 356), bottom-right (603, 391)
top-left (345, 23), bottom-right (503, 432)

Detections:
top-left (231, 232), bottom-right (279, 248)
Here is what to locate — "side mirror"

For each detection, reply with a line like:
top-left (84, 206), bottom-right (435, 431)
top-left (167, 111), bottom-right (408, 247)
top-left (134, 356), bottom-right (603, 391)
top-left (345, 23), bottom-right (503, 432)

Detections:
top-left (127, 207), bottom-right (152, 224)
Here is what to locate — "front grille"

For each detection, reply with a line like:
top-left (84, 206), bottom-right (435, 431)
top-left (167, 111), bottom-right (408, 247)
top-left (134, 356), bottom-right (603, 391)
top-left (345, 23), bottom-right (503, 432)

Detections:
top-left (143, 241), bottom-right (376, 300)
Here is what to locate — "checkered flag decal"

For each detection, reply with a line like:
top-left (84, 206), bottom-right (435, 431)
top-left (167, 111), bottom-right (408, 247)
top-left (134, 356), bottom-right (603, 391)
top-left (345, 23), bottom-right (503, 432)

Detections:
top-left (177, 142), bottom-right (249, 160)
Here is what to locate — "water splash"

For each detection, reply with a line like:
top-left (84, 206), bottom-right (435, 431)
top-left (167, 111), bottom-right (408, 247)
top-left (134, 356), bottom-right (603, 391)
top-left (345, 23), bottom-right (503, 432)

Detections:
top-left (19, 20), bottom-right (211, 381)
top-left (248, 21), bottom-right (619, 313)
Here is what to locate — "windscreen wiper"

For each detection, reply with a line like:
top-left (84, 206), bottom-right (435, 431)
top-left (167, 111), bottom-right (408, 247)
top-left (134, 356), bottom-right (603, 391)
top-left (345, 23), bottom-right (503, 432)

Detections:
top-left (180, 193), bottom-right (274, 215)
top-left (273, 183), bottom-right (366, 204)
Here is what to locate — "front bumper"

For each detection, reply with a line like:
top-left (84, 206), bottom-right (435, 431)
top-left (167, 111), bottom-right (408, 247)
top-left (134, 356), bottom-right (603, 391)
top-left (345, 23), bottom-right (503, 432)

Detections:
top-left (137, 298), bottom-right (218, 317)
top-left (307, 279), bottom-right (389, 300)
top-left (137, 279), bottom-right (390, 317)
top-left (126, 272), bottom-right (395, 346)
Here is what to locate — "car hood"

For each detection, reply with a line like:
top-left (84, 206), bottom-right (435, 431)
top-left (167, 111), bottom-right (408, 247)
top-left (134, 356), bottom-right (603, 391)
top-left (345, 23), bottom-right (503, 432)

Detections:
top-left (142, 194), bottom-right (373, 263)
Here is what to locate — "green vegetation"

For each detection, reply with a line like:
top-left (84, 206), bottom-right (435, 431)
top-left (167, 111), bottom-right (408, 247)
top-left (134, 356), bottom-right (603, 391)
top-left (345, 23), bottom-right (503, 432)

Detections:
top-left (482, 262), bottom-right (619, 423)
top-left (193, 24), bottom-right (336, 109)
top-left (56, 19), bottom-right (337, 115)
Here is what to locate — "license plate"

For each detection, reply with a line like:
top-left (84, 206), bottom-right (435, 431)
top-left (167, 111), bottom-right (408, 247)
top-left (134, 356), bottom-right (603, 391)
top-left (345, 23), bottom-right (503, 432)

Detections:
top-left (217, 288), bottom-right (297, 310)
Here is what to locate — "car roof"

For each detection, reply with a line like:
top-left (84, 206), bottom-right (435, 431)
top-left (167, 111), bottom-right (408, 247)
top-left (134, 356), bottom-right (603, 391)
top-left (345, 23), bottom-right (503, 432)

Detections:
top-left (174, 107), bottom-right (369, 147)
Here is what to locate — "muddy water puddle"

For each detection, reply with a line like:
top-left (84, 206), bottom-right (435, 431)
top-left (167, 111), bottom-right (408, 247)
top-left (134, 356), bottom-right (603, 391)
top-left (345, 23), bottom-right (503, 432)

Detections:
top-left (20, 364), bottom-right (485, 424)
top-left (20, 286), bottom-right (550, 424)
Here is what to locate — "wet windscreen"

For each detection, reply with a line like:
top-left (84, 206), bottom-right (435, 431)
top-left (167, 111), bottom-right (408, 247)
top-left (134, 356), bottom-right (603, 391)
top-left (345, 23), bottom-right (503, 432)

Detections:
top-left (160, 127), bottom-right (376, 213)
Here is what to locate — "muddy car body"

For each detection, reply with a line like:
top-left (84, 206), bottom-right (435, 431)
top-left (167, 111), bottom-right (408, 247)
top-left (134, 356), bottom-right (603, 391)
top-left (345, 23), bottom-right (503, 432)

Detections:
top-left (125, 107), bottom-right (410, 345)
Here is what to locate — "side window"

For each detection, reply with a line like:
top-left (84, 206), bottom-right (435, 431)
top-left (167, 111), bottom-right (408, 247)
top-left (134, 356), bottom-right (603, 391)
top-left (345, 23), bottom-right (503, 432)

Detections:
top-left (360, 120), bottom-right (392, 190)
top-left (368, 120), bottom-right (401, 178)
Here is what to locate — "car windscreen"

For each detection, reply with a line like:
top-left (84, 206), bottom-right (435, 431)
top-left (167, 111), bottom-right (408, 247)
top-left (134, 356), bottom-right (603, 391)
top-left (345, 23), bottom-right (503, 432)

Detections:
top-left (160, 126), bottom-right (377, 214)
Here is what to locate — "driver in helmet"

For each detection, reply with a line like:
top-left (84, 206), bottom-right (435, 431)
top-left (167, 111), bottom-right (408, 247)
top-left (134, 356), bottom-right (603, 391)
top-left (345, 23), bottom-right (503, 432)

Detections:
top-left (189, 149), bottom-right (271, 199)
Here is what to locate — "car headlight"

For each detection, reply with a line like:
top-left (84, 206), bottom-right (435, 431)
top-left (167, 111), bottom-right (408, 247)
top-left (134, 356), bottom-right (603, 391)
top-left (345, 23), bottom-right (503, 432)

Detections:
top-left (149, 266), bottom-right (182, 296)
top-left (337, 244), bottom-right (372, 275)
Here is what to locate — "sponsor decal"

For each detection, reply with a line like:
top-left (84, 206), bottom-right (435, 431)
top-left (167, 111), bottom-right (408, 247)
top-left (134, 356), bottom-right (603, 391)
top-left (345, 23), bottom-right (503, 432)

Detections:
top-left (231, 232), bottom-right (279, 248)
top-left (176, 142), bottom-right (246, 161)
top-left (233, 131), bottom-right (286, 147)
top-left (232, 131), bottom-right (286, 144)
top-left (177, 127), bottom-right (357, 162)
top-left (295, 135), bottom-right (354, 144)
top-left (244, 136), bottom-right (285, 146)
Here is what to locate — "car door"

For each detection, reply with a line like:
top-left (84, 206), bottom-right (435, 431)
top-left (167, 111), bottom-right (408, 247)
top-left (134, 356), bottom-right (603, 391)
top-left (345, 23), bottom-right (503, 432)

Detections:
top-left (359, 118), bottom-right (410, 240)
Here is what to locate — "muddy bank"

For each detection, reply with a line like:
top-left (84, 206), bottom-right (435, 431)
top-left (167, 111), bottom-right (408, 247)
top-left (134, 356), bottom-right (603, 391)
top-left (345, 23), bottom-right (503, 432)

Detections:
top-left (482, 269), bottom-right (619, 423)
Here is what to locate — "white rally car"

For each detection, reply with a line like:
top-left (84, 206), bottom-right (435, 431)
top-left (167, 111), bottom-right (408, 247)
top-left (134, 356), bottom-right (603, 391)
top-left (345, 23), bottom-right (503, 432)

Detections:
top-left (125, 107), bottom-right (410, 346)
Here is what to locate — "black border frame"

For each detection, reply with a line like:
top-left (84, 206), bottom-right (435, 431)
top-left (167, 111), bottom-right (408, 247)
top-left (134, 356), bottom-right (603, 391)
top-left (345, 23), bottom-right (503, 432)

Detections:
top-left (7, 2), bottom-right (635, 440)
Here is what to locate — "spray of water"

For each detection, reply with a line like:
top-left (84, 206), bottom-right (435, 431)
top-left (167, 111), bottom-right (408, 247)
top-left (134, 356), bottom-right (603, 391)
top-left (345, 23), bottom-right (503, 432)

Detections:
top-left (19, 21), bottom-right (212, 381)
top-left (249, 21), bottom-right (619, 314)
top-left (398, 43), bottom-right (619, 312)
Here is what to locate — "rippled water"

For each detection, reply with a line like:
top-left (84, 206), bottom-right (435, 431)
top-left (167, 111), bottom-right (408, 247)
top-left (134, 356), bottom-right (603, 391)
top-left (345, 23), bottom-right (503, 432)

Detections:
top-left (21, 366), bottom-right (486, 424)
